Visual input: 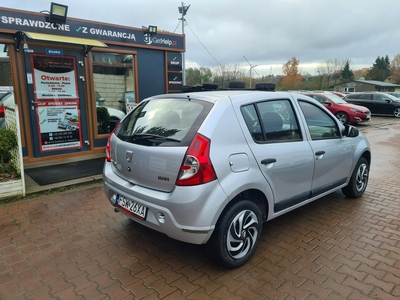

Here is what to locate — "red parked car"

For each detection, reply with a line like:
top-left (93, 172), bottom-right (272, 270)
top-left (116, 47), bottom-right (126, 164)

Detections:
top-left (303, 92), bottom-right (371, 125)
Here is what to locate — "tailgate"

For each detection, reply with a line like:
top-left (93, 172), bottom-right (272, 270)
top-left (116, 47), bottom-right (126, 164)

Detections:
top-left (111, 138), bottom-right (187, 192)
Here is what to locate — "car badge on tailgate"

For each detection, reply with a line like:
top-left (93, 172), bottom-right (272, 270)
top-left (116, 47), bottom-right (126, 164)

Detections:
top-left (126, 150), bottom-right (133, 162)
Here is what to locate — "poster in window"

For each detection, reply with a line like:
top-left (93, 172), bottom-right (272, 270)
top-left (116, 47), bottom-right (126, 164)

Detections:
top-left (167, 52), bottom-right (182, 71)
top-left (168, 72), bottom-right (182, 91)
top-left (32, 54), bottom-right (78, 100)
top-left (31, 54), bottom-right (82, 151)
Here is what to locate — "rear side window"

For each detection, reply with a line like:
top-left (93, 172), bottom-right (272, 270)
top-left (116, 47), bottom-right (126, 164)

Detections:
top-left (359, 94), bottom-right (371, 100)
top-left (346, 94), bottom-right (361, 99)
top-left (116, 98), bottom-right (212, 146)
top-left (241, 99), bottom-right (302, 143)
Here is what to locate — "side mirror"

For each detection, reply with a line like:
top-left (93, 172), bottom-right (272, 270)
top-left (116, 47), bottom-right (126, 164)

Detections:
top-left (343, 125), bottom-right (359, 137)
top-left (325, 101), bottom-right (332, 106)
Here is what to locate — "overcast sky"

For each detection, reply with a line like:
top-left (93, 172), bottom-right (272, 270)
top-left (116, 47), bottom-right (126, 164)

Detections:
top-left (2, 0), bottom-right (400, 76)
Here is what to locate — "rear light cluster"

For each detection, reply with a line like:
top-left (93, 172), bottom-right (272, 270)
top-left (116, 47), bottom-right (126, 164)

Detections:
top-left (105, 122), bottom-right (121, 162)
top-left (176, 133), bottom-right (217, 186)
top-left (0, 104), bottom-right (4, 118)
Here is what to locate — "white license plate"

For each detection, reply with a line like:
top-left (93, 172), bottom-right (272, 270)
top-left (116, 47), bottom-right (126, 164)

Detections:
top-left (117, 194), bottom-right (147, 220)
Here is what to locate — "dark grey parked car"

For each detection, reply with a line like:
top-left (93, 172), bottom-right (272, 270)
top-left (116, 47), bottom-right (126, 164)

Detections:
top-left (344, 92), bottom-right (400, 118)
top-left (103, 90), bottom-right (371, 268)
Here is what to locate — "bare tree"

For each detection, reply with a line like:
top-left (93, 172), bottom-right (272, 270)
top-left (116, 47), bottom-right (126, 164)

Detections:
top-left (212, 64), bottom-right (246, 89)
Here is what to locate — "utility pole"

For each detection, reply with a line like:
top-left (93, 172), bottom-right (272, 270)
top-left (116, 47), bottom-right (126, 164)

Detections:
top-left (243, 56), bottom-right (257, 88)
top-left (179, 3), bottom-right (190, 86)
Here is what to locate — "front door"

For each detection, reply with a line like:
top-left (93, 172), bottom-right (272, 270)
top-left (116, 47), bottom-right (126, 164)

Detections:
top-left (23, 46), bottom-right (89, 157)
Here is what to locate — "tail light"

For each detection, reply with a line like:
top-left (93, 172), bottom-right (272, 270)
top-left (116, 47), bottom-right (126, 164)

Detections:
top-left (105, 122), bottom-right (121, 162)
top-left (176, 133), bottom-right (217, 186)
top-left (0, 104), bottom-right (4, 118)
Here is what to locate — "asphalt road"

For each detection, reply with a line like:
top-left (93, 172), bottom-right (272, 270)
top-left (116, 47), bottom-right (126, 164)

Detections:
top-left (0, 115), bottom-right (399, 299)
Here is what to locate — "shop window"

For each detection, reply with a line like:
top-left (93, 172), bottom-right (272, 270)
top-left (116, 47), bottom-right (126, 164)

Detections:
top-left (0, 43), bottom-right (14, 128)
top-left (0, 44), bottom-right (13, 88)
top-left (92, 52), bottom-right (135, 134)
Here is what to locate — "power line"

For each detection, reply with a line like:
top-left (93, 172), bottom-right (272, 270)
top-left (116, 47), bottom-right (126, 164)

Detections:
top-left (173, 20), bottom-right (181, 33)
top-left (184, 20), bottom-right (224, 69)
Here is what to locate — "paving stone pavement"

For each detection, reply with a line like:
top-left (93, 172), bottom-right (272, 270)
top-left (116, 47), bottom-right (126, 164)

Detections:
top-left (1, 117), bottom-right (400, 300)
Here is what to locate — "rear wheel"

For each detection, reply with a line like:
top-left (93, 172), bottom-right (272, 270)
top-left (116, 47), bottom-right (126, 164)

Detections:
top-left (335, 112), bottom-right (349, 124)
top-left (207, 200), bottom-right (262, 268)
top-left (342, 157), bottom-right (369, 198)
top-left (394, 107), bottom-right (400, 118)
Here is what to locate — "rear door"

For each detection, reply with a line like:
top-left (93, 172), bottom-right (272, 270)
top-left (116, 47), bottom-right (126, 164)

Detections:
top-left (239, 98), bottom-right (315, 212)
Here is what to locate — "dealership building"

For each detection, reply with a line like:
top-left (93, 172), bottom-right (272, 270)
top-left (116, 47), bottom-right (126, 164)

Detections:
top-left (0, 5), bottom-right (185, 164)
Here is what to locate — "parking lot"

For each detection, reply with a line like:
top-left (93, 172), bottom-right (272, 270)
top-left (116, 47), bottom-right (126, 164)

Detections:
top-left (1, 116), bottom-right (400, 299)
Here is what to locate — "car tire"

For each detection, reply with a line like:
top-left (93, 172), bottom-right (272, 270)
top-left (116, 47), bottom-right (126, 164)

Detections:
top-left (207, 200), bottom-right (262, 268)
top-left (202, 83), bottom-right (219, 90)
top-left (228, 81), bottom-right (246, 89)
top-left (255, 82), bottom-right (276, 91)
top-left (342, 157), bottom-right (369, 198)
top-left (335, 112), bottom-right (349, 124)
top-left (394, 107), bottom-right (400, 118)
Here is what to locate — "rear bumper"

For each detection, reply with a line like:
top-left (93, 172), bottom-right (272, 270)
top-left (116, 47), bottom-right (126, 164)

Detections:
top-left (103, 163), bottom-right (227, 245)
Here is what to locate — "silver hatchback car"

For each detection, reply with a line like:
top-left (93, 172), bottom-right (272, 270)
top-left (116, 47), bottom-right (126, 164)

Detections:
top-left (103, 90), bottom-right (371, 268)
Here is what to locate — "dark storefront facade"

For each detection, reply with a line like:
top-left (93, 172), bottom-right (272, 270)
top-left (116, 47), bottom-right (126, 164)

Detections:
top-left (0, 6), bottom-right (184, 164)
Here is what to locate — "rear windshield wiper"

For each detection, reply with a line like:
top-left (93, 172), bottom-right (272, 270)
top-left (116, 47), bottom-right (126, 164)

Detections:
top-left (132, 133), bottom-right (181, 142)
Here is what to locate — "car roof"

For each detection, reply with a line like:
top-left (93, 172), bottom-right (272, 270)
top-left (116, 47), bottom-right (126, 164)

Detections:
top-left (146, 90), bottom-right (307, 104)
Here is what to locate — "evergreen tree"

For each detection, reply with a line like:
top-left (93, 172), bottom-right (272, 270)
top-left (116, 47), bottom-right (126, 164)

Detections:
top-left (340, 61), bottom-right (354, 82)
top-left (366, 55), bottom-right (391, 81)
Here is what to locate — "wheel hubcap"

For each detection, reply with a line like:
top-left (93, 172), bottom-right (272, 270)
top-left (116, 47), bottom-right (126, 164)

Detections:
top-left (227, 210), bottom-right (259, 259)
top-left (336, 114), bottom-right (347, 124)
top-left (356, 163), bottom-right (368, 192)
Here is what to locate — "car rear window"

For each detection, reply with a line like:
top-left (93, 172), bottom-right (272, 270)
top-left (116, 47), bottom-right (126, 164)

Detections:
top-left (116, 98), bottom-right (212, 146)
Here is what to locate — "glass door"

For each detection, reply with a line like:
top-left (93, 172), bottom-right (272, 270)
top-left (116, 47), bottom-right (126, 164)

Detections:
top-left (23, 46), bottom-right (90, 157)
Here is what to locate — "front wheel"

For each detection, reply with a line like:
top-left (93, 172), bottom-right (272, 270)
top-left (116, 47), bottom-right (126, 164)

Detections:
top-left (394, 107), bottom-right (400, 118)
top-left (335, 112), bottom-right (349, 124)
top-left (207, 200), bottom-right (262, 268)
top-left (342, 157), bottom-right (369, 198)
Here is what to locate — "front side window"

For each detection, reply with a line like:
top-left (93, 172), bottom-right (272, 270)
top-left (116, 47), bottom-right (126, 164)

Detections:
top-left (373, 93), bottom-right (397, 101)
top-left (241, 99), bottom-right (302, 143)
top-left (299, 101), bottom-right (340, 140)
top-left (92, 52), bottom-right (135, 134)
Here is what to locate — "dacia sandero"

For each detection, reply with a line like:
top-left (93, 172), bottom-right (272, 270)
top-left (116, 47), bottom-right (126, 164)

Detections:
top-left (103, 90), bottom-right (371, 268)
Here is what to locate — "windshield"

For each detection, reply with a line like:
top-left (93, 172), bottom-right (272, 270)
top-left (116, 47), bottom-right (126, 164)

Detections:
top-left (390, 93), bottom-right (400, 99)
top-left (384, 93), bottom-right (400, 101)
top-left (324, 93), bottom-right (348, 104)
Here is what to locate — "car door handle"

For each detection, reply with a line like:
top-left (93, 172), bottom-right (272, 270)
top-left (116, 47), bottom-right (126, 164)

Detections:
top-left (315, 151), bottom-right (325, 156)
top-left (261, 158), bottom-right (276, 165)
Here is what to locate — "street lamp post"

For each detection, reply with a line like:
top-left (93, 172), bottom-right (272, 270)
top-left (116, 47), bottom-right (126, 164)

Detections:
top-left (179, 3), bottom-right (190, 86)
